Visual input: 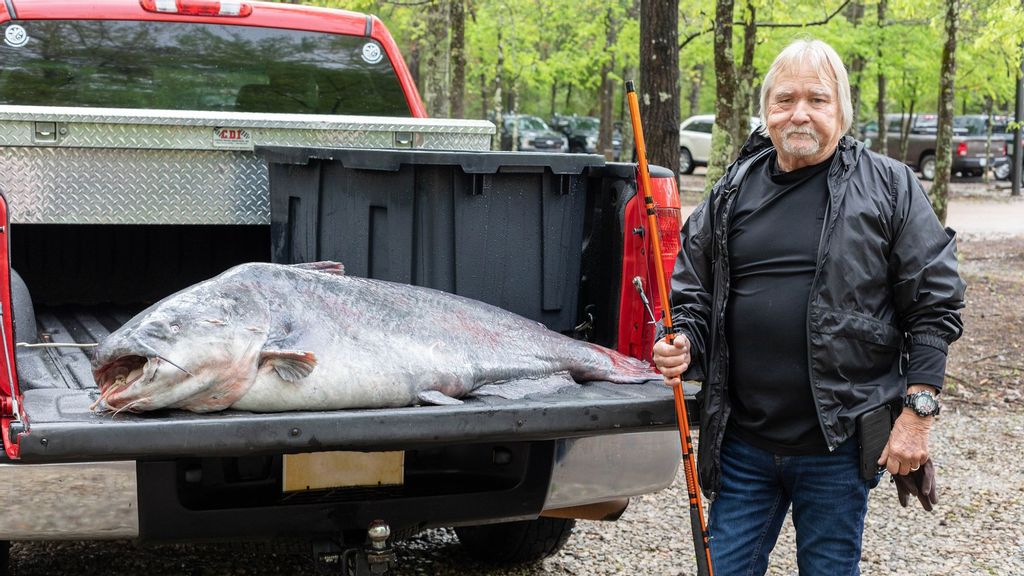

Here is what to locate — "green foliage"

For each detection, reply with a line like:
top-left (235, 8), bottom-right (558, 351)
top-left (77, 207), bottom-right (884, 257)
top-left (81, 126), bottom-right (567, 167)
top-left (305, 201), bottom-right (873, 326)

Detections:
top-left (269, 0), bottom-right (1020, 124)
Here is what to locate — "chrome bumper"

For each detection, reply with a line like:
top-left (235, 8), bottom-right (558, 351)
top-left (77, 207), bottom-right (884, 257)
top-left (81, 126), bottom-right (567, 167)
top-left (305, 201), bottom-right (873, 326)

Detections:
top-left (543, 431), bottom-right (681, 511)
top-left (0, 432), bottom-right (679, 539)
top-left (0, 461), bottom-right (139, 539)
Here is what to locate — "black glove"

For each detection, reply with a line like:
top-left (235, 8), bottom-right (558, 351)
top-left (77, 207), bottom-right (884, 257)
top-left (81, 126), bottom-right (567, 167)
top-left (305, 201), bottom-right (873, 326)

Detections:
top-left (892, 458), bottom-right (938, 511)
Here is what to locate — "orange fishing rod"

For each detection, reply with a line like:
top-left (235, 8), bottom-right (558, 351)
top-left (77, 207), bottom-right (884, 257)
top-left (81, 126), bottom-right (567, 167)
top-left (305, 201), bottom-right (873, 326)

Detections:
top-left (625, 80), bottom-right (713, 576)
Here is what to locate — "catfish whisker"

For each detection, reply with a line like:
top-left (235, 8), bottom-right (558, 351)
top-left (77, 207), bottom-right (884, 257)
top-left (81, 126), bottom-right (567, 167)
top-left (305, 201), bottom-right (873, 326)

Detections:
top-left (137, 342), bottom-right (194, 377)
top-left (110, 398), bottom-right (148, 417)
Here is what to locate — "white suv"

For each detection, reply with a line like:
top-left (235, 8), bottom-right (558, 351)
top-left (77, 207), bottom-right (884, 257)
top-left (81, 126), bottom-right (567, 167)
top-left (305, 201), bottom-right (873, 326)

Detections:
top-left (679, 114), bottom-right (761, 174)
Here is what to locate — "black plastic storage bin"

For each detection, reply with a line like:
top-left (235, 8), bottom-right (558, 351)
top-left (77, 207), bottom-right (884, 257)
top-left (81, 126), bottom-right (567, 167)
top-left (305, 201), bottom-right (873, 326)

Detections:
top-left (258, 147), bottom-right (605, 334)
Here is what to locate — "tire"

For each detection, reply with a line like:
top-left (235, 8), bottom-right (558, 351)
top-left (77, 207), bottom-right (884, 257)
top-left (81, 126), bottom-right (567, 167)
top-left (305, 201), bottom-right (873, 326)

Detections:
top-left (679, 147), bottom-right (695, 175)
top-left (455, 517), bottom-right (575, 565)
top-left (993, 161), bottom-right (1011, 181)
top-left (919, 154), bottom-right (936, 181)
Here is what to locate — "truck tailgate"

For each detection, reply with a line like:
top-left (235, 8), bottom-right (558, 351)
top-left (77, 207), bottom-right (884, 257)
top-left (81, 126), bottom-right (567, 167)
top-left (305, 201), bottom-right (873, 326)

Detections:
top-left (14, 307), bottom-right (696, 463)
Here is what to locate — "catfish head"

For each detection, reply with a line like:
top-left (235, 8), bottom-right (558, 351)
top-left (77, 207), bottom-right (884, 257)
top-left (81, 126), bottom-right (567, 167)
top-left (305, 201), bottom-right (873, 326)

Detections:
top-left (91, 284), bottom-right (285, 413)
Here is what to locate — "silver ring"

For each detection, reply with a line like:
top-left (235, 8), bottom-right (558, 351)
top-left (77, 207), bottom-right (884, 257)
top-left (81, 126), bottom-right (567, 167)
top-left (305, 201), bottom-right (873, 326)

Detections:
top-left (911, 466), bottom-right (920, 471)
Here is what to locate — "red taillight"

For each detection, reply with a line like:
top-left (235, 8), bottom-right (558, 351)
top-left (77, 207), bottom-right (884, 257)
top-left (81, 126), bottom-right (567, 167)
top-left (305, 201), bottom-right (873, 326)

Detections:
top-left (139, 0), bottom-right (253, 17)
top-left (956, 142), bottom-right (967, 157)
top-left (656, 206), bottom-right (682, 266)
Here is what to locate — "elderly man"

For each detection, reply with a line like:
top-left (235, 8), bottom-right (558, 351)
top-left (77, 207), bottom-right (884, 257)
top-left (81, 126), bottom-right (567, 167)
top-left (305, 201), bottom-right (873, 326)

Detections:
top-left (653, 39), bottom-right (965, 574)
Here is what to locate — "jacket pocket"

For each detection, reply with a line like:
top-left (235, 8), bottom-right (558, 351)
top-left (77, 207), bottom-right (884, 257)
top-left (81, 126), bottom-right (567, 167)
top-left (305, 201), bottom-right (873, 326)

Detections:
top-left (809, 306), bottom-right (902, 393)
top-left (809, 306), bottom-right (901, 348)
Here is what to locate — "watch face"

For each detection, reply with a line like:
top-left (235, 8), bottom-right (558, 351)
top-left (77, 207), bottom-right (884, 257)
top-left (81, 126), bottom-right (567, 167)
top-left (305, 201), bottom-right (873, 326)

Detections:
top-left (913, 393), bottom-right (938, 415)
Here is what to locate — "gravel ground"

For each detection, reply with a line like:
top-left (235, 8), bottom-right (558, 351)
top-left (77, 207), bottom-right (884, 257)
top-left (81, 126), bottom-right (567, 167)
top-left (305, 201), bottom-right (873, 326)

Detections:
top-left (9, 181), bottom-right (1023, 576)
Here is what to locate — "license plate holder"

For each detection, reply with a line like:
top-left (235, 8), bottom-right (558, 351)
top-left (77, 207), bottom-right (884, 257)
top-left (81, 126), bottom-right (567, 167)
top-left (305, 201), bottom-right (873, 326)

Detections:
top-left (282, 451), bottom-right (405, 492)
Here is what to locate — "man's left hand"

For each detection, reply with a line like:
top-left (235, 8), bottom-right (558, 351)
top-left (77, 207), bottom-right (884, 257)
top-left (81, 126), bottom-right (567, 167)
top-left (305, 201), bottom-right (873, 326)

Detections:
top-left (877, 385), bottom-right (937, 476)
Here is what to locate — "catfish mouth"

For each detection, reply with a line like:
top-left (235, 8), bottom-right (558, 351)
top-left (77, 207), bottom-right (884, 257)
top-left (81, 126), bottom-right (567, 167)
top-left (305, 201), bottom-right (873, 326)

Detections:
top-left (91, 355), bottom-right (150, 412)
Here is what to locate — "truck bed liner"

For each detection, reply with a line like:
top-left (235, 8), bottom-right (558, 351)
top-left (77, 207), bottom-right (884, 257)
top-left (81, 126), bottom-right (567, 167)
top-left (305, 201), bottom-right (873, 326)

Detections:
top-left (14, 306), bottom-right (694, 463)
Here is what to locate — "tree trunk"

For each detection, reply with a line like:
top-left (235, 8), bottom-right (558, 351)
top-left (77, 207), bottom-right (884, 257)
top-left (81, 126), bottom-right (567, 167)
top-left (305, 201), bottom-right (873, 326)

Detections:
top-left (984, 95), bottom-right (993, 184)
top-left (480, 72), bottom-right (489, 121)
top-left (687, 63), bottom-right (704, 117)
top-left (598, 8), bottom-right (618, 159)
top-left (550, 81), bottom-right (558, 121)
top-left (876, 0), bottom-right (887, 156)
top-left (846, 0), bottom-right (866, 139)
top-left (930, 0), bottom-right (960, 224)
top-left (707, 0), bottom-right (740, 192)
top-left (449, 0), bottom-right (466, 118)
top-left (422, 0), bottom-right (451, 118)
top-left (898, 89), bottom-right (916, 164)
top-left (492, 24), bottom-right (504, 150)
top-left (620, 65), bottom-right (631, 123)
top-left (735, 0), bottom-right (757, 145)
top-left (639, 0), bottom-right (680, 174)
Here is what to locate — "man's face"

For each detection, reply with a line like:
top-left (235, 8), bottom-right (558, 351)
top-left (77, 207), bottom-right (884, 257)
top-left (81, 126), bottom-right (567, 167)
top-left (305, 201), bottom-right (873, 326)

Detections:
top-left (765, 60), bottom-right (844, 171)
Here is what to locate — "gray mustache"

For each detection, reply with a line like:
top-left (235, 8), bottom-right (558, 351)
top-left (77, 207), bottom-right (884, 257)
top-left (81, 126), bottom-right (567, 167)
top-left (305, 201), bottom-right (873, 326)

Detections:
top-left (783, 127), bottom-right (819, 141)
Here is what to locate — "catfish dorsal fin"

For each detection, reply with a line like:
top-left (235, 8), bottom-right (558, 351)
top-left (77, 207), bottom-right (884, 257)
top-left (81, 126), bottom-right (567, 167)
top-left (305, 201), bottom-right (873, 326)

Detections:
top-left (259, 349), bottom-right (318, 382)
top-left (288, 261), bottom-right (345, 276)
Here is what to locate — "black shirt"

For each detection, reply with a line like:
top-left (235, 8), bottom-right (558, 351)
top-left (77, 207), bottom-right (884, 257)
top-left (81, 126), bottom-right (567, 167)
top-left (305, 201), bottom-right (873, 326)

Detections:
top-left (725, 151), bottom-right (833, 455)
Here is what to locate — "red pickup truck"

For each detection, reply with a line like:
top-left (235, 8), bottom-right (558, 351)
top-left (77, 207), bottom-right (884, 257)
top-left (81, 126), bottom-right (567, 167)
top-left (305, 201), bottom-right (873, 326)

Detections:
top-left (0, 1), bottom-right (691, 574)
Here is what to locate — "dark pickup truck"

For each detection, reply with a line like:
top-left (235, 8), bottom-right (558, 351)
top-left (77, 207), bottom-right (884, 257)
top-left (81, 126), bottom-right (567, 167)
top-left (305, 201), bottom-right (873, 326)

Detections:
top-left (862, 113), bottom-right (997, 179)
top-left (0, 2), bottom-right (692, 574)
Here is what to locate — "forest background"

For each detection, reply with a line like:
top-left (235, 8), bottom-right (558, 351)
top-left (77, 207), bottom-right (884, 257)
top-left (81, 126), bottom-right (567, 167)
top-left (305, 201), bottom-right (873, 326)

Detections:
top-left (272, 0), bottom-right (1024, 217)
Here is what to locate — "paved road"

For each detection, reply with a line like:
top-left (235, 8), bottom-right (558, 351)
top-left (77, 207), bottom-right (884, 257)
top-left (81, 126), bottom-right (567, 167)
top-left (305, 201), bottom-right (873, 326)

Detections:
top-left (946, 197), bottom-right (1024, 237)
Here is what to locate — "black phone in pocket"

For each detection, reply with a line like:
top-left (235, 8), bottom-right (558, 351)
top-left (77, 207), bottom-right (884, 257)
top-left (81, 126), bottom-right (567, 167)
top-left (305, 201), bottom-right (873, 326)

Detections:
top-left (857, 401), bottom-right (898, 481)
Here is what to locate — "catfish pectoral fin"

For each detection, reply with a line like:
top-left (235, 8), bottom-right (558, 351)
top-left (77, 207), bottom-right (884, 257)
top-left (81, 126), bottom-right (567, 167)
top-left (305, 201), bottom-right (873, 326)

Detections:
top-left (259, 349), bottom-right (318, 382)
top-left (417, 390), bottom-right (464, 406)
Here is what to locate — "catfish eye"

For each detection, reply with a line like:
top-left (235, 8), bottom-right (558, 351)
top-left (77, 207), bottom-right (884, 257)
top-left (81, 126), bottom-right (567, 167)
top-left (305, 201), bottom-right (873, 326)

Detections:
top-left (170, 324), bottom-right (181, 334)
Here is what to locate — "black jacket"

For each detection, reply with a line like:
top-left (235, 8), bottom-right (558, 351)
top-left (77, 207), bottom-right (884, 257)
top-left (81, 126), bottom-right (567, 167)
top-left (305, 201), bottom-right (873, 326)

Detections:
top-left (671, 133), bottom-right (966, 500)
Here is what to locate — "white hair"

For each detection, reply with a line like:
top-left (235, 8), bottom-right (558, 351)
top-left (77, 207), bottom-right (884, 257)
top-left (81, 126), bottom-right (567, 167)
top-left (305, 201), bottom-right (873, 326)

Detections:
top-left (757, 39), bottom-right (853, 136)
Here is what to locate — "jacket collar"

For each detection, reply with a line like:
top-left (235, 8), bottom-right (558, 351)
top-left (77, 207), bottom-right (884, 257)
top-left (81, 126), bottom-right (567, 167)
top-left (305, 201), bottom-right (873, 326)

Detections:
top-left (724, 131), bottom-right (863, 189)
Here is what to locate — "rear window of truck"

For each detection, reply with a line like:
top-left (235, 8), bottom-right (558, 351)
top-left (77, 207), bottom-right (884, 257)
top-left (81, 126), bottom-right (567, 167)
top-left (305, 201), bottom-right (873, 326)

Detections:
top-left (0, 20), bottom-right (411, 116)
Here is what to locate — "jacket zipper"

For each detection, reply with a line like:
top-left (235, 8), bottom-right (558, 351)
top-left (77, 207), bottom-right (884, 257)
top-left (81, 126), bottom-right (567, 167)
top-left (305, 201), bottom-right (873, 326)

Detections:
top-left (708, 184), bottom-right (738, 501)
top-left (806, 151), bottom-right (848, 452)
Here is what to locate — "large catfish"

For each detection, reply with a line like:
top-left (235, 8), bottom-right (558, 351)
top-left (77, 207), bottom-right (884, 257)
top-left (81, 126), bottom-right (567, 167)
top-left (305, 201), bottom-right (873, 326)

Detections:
top-left (91, 262), bottom-right (657, 413)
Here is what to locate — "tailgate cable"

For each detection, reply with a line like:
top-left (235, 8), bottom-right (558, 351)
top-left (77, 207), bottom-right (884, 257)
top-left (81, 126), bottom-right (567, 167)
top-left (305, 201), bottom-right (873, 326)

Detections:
top-left (17, 342), bottom-right (97, 348)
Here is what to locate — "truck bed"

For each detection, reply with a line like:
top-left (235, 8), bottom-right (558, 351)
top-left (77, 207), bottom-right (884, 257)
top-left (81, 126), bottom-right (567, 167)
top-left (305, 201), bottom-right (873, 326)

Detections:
top-left (14, 305), bottom-right (692, 463)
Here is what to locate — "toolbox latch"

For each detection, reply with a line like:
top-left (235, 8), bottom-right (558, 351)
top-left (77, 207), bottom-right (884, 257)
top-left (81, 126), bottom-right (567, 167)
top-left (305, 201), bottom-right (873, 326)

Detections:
top-left (393, 131), bottom-right (413, 148)
top-left (33, 121), bottom-right (60, 144)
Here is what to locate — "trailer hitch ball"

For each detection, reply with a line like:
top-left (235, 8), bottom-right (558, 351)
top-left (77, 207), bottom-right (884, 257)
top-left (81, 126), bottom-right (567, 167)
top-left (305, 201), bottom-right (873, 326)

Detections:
top-left (365, 520), bottom-right (395, 575)
top-left (367, 520), bottom-right (390, 548)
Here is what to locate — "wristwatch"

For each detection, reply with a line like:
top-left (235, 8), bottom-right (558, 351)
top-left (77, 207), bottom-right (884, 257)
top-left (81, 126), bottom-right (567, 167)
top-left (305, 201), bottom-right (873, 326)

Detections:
top-left (904, 390), bottom-right (941, 417)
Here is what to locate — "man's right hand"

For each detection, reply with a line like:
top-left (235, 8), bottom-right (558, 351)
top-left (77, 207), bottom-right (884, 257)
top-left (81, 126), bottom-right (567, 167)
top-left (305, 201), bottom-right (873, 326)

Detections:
top-left (652, 334), bottom-right (691, 387)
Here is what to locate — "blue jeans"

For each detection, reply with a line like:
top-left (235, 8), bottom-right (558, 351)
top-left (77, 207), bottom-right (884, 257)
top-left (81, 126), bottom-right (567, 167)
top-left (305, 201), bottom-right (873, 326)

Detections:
top-left (707, 433), bottom-right (880, 576)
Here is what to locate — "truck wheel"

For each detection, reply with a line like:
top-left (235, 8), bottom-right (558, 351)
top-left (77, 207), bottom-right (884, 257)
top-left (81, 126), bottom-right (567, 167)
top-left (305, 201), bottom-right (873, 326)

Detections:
top-left (993, 161), bottom-right (1011, 180)
top-left (10, 269), bottom-right (37, 345)
top-left (455, 517), bottom-right (575, 565)
top-left (679, 148), bottom-right (695, 175)
top-left (919, 154), bottom-right (937, 181)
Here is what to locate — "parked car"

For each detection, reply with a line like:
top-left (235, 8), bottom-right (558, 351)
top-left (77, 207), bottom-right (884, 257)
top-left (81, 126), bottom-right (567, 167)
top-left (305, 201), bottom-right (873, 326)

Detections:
top-left (499, 114), bottom-right (567, 152)
top-left (550, 114), bottom-right (623, 160)
top-left (861, 113), bottom-right (993, 179)
top-left (678, 114), bottom-right (760, 174)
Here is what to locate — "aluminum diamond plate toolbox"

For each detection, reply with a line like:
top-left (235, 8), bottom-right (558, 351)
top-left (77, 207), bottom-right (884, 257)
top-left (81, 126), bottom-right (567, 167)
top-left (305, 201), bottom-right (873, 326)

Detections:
top-left (0, 106), bottom-right (495, 225)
